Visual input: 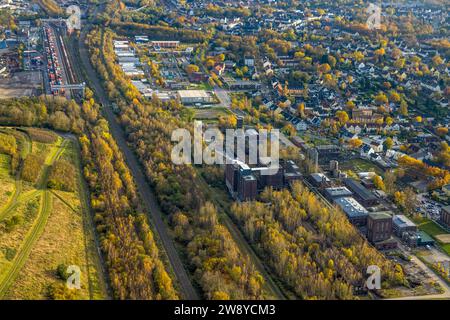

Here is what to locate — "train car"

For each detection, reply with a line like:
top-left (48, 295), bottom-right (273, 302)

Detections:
top-left (43, 25), bottom-right (67, 96)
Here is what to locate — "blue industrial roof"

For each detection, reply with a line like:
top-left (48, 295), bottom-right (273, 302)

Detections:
top-left (335, 197), bottom-right (368, 218)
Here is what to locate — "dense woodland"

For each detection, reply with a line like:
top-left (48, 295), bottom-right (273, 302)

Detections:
top-left (21, 154), bottom-right (45, 184)
top-left (98, 0), bottom-right (208, 43)
top-left (0, 132), bottom-right (19, 174)
top-left (36, 0), bottom-right (64, 17)
top-left (0, 94), bottom-right (178, 300)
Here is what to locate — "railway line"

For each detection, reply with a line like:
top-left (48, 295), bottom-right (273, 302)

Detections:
top-left (43, 25), bottom-right (66, 97)
top-left (72, 26), bottom-right (200, 300)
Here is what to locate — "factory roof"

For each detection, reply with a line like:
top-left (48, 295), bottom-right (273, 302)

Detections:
top-left (310, 173), bottom-right (330, 184)
top-left (368, 211), bottom-right (393, 220)
top-left (324, 187), bottom-right (353, 199)
top-left (393, 215), bottom-right (416, 228)
top-left (344, 178), bottom-right (377, 202)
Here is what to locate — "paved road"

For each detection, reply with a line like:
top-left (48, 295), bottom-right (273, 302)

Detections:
top-left (75, 28), bottom-right (199, 300)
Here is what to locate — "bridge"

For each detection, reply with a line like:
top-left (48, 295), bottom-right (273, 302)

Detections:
top-left (51, 83), bottom-right (86, 95)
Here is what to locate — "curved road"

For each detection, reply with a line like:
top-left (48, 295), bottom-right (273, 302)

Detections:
top-left (74, 27), bottom-right (199, 299)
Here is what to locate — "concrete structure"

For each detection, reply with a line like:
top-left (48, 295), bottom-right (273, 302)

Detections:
top-left (225, 159), bottom-right (301, 201)
top-left (306, 148), bottom-right (319, 171)
top-left (330, 160), bottom-right (339, 171)
top-left (225, 160), bottom-right (257, 201)
top-left (316, 145), bottom-right (340, 162)
top-left (329, 160), bottom-right (340, 178)
top-left (283, 160), bottom-right (302, 185)
top-left (238, 174), bottom-right (258, 201)
top-left (258, 167), bottom-right (285, 190)
top-left (309, 173), bottom-right (331, 188)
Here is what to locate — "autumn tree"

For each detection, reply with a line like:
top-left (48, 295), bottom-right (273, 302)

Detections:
top-left (348, 138), bottom-right (363, 149)
top-left (373, 175), bottom-right (386, 191)
top-left (335, 110), bottom-right (349, 126)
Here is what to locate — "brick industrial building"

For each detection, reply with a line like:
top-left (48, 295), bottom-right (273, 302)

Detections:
top-left (366, 212), bottom-right (397, 250)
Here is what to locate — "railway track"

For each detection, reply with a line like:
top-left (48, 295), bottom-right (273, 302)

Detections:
top-left (73, 26), bottom-right (200, 300)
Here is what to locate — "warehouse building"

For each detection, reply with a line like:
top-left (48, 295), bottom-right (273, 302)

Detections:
top-left (324, 187), bottom-right (353, 203)
top-left (151, 40), bottom-right (180, 48)
top-left (392, 215), bottom-right (417, 237)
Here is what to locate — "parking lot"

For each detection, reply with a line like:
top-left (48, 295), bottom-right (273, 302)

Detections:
top-left (417, 193), bottom-right (442, 220)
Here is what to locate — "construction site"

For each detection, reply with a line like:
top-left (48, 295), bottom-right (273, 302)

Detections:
top-left (0, 15), bottom-right (84, 100)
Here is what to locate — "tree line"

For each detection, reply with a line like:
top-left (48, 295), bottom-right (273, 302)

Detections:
top-left (0, 132), bottom-right (19, 174)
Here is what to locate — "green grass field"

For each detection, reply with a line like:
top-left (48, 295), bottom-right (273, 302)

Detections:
top-left (419, 220), bottom-right (447, 237)
top-left (340, 158), bottom-right (384, 176)
top-left (0, 127), bottom-right (108, 300)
